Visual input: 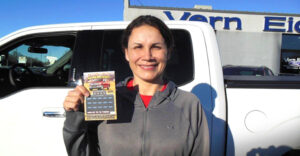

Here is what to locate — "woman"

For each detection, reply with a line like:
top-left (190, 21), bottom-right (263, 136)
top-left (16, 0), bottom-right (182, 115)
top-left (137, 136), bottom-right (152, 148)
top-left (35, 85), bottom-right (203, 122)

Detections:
top-left (63, 15), bottom-right (209, 156)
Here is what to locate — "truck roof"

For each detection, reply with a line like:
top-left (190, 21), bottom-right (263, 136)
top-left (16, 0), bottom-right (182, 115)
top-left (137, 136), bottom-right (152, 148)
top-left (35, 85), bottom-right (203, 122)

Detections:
top-left (0, 21), bottom-right (213, 46)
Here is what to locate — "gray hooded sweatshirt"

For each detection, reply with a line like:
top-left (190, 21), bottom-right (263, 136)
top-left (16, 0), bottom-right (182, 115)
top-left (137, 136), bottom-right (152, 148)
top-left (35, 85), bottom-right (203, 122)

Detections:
top-left (63, 78), bottom-right (210, 156)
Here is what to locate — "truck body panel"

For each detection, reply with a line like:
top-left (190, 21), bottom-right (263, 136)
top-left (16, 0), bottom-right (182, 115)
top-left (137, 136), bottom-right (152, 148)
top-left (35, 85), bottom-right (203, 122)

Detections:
top-left (226, 88), bottom-right (300, 155)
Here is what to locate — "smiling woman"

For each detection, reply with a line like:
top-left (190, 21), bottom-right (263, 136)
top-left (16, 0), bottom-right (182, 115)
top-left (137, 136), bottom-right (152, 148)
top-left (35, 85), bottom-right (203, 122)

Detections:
top-left (63, 15), bottom-right (210, 156)
top-left (124, 23), bottom-right (170, 95)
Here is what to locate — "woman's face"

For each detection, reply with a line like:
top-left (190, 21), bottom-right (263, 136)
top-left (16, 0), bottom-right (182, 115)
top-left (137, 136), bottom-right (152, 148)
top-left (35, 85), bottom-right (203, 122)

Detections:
top-left (125, 25), bottom-right (168, 83)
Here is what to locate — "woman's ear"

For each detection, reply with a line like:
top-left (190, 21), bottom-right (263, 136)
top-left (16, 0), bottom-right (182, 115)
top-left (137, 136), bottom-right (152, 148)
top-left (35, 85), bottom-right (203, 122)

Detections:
top-left (125, 49), bottom-right (129, 62)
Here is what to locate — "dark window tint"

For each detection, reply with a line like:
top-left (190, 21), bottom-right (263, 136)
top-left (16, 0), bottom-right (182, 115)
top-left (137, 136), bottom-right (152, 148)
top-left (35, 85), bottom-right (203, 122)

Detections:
top-left (280, 34), bottom-right (300, 75)
top-left (0, 34), bottom-right (75, 97)
top-left (100, 31), bottom-right (131, 83)
top-left (165, 30), bottom-right (194, 85)
top-left (99, 29), bottom-right (194, 85)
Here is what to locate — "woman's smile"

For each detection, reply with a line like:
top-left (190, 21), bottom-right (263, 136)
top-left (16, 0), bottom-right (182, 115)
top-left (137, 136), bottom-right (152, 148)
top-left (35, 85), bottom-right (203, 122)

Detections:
top-left (139, 64), bottom-right (158, 70)
top-left (125, 25), bottom-right (168, 83)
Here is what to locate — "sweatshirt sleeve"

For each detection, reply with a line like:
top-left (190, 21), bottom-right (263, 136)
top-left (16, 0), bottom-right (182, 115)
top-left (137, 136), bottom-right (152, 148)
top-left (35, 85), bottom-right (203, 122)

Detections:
top-left (191, 102), bottom-right (210, 156)
top-left (63, 111), bottom-right (100, 156)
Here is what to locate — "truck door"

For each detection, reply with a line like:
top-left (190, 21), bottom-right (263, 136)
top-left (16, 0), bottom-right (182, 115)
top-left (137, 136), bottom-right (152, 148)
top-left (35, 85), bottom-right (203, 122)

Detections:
top-left (0, 32), bottom-right (77, 156)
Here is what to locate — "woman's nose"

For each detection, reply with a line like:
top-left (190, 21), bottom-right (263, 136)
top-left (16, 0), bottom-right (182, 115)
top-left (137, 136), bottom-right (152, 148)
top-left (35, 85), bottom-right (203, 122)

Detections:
top-left (142, 48), bottom-right (153, 60)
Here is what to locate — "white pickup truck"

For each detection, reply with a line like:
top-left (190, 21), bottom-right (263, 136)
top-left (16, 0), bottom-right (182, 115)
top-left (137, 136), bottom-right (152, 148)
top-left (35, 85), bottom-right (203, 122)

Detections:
top-left (0, 21), bottom-right (299, 156)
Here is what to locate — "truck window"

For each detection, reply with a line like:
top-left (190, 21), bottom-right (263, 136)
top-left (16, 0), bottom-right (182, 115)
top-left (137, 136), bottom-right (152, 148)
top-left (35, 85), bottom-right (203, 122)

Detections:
top-left (280, 34), bottom-right (300, 76)
top-left (0, 34), bottom-right (75, 98)
top-left (99, 29), bottom-right (194, 85)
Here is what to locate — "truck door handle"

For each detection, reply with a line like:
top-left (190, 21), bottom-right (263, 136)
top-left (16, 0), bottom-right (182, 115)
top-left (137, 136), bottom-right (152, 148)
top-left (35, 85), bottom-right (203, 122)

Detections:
top-left (42, 108), bottom-right (65, 118)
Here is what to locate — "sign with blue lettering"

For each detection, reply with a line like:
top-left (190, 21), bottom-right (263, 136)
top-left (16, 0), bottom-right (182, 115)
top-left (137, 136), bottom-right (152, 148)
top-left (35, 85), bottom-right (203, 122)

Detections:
top-left (124, 7), bottom-right (300, 34)
top-left (264, 16), bottom-right (300, 33)
top-left (164, 11), bottom-right (242, 30)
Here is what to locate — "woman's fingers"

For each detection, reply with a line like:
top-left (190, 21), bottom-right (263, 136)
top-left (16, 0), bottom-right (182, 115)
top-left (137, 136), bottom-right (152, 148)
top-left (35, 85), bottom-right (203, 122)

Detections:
top-left (64, 101), bottom-right (79, 111)
top-left (67, 90), bottom-right (85, 103)
top-left (63, 86), bottom-right (90, 111)
top-left (75, 85), bottom-right (90, 97)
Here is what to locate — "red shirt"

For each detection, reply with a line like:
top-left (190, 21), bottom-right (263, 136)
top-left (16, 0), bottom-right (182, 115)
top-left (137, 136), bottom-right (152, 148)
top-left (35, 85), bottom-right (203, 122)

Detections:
top-left (126, 79), bottom-right (167, 108)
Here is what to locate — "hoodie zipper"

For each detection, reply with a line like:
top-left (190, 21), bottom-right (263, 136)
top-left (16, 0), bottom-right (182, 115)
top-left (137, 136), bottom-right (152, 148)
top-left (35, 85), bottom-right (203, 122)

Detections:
top-left (142, 107), bottom-right (149, 156)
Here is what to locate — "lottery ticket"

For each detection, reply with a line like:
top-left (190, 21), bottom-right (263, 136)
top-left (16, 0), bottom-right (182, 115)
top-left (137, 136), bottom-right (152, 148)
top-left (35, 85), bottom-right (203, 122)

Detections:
top-left (83, 71), bottom-right (117, 121)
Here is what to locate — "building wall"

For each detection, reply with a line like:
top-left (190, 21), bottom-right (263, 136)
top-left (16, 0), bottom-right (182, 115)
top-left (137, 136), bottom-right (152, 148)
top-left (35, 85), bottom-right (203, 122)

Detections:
top-left (123, 2), bottom-right (300, 75)
top-left (217, 31), bottom-right (282, 74)
top-left (124, 6), bottom-right (300, 34)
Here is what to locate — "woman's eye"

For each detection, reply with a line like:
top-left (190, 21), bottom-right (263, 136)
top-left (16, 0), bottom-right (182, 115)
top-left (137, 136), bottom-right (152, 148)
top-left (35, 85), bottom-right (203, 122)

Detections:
top-left (133, 46), bottom-right (142, 49)
top-left (153, 46), bottom-right (161, 49)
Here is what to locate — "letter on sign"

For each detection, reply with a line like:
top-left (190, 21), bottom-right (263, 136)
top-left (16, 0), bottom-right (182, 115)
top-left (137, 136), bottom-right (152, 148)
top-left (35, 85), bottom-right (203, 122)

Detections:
top-left (264, 16), bottom-right (286, 32)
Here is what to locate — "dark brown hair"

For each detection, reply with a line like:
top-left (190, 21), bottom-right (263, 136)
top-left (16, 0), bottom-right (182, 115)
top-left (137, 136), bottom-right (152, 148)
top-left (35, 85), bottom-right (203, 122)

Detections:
top-left (121, 15), bottom-right (174, 53)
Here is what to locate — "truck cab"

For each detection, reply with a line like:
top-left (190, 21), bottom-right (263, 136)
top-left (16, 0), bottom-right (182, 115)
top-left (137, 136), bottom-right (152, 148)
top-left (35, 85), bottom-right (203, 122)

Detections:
top-left (0, 21), bottom-right (224, 156)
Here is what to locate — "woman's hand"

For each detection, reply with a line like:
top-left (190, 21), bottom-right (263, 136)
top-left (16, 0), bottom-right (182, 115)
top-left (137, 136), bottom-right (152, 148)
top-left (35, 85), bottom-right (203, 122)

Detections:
top-left (63, 85), bottom-right (90, 111)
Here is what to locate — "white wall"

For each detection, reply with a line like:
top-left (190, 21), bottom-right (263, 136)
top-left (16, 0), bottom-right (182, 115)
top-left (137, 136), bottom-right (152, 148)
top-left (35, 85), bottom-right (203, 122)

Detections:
top-left (217, 31), bottom-right (282, 74)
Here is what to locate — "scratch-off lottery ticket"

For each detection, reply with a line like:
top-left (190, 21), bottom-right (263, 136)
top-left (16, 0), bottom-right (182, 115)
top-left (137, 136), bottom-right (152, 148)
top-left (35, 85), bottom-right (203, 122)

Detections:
top-left (83, 71), bottom-right (117, 121)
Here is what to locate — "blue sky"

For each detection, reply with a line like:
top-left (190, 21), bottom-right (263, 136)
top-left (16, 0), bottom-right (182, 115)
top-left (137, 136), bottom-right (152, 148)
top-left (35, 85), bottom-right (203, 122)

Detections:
top-left (0, 0), bottom-right (299, 38)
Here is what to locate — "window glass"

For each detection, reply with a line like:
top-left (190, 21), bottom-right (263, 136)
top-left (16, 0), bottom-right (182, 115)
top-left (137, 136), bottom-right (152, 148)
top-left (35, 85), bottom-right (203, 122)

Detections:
top-left (99, 30), bottom-right (194, 86)
top-left (100, 30), bottom-right (131, 83)
top-left (165, 30), bottom-right (194, 85)
top-left (0, 35), bottom-right (75, 97)
top-left (280, 34), bottom-right (300, 75)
